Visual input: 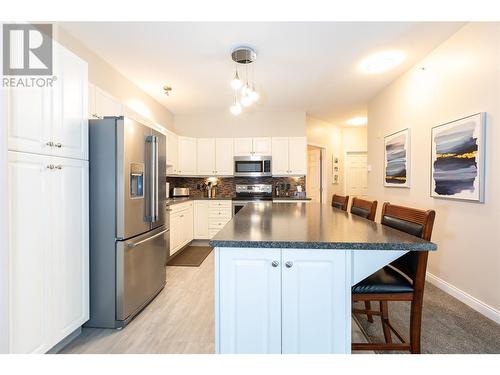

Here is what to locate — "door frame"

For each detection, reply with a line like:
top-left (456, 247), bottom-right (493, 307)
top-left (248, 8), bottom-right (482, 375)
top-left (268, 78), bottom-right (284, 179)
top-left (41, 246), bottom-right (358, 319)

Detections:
top-left (344, 150), bottom-right (368, 197)
top-left (307, 143), bottom-right (327, 204)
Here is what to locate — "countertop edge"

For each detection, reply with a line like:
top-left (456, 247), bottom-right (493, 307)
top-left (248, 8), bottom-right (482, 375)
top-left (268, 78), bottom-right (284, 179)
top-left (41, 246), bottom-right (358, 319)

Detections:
top-left (208, 240), bottom-right (437, 251)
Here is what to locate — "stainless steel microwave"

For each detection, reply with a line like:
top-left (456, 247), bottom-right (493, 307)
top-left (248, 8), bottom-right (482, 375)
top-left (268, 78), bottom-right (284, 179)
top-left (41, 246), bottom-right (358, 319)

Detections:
top-left (234, 156), bottom-right (272, 177)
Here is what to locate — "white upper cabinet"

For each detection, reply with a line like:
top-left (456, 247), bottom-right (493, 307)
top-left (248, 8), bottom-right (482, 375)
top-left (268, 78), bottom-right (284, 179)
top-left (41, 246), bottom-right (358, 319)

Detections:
top-left (288, 137), bottom-right (307, 175)
top-left (7, 41), bottom-right (88, 160)
top-left (166, 131), bottom-right (178, 174)
top-left (51, 43), bottom-right (88, 160)
top-left (271, 137), bottom-right (289, 175)
top-left (177, 136), bottom-right (197, 175)
top-left (215, 138), bottom-right (234, 175)
top-left (88, 83), bottom-right (123, 119)
top-left (252, 137), bottom-right (272, 155)
top-left (233, 138), bottom-right (253, 156)
top-left (271, 137), bottom-right (307, 176)
top-left (195, 138), bottom-right (233, 176)
top-left (196, 138), bottom-right (216, 175)
top-left (234, 137), bottom-right (272, 156)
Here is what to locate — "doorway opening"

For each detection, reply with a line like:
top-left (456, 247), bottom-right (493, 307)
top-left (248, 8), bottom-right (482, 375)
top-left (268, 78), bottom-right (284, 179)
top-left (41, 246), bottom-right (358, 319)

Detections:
top-left (345, 151), bottom-right (368, 197)
top-left (307, 144), bottom-right (326, 203)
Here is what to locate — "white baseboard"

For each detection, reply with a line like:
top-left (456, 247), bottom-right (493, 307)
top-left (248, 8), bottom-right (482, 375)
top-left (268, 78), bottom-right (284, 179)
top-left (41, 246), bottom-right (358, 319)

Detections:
top-left (426, 272), bottom-right (500, 325)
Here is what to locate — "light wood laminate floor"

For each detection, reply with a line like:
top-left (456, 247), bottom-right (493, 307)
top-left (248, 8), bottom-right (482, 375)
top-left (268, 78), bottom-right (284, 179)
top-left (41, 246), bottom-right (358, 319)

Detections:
top-left (60, 250), bottom-right (368, 354)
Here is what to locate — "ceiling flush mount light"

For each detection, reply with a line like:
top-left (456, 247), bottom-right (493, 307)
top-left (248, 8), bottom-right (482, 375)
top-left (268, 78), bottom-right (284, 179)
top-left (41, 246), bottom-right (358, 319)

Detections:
top-left (229, 47), bottom-right (259, 115)
top-left (346, 117), bottom-right (368, 126)
top-left (163, 85), bottom-right (172, 96)
top-left (359, 51), bottom-right (406, 74)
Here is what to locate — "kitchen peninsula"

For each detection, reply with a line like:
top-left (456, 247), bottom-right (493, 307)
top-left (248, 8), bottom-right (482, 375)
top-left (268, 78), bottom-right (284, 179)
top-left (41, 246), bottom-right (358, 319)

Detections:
top-left (209, 202), bottom-right (437, 354)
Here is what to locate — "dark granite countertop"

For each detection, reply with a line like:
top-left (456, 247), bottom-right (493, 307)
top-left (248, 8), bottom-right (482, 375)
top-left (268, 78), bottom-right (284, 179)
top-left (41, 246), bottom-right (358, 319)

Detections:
top-left (209, 202), bottom-right (437, 251)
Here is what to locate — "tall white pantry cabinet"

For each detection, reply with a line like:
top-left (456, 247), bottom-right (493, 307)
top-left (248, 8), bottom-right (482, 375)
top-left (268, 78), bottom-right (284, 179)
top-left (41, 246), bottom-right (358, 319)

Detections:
top-left (5, 41), bottom-right (89, 353)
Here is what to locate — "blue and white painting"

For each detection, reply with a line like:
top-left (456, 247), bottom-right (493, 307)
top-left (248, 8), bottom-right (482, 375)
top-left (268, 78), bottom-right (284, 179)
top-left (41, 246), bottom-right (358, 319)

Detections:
top-left (431, 113), bottom-right (485, 202)
top-left (384, 129), bottom-right (410, 187)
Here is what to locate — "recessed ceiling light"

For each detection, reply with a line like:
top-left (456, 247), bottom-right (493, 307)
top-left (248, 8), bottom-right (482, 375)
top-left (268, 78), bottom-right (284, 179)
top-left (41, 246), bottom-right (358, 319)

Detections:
top-left (346, 117), bottom-right (368, 126)
top-left (359, 51), bottom-right (406, 74)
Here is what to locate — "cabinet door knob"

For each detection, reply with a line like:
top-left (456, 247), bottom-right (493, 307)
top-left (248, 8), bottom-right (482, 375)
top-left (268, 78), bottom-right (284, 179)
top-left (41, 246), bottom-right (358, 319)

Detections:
top-left (285, 261), bottom-right (293, 268)
top-left (46, 164), bottom-right (55, 170)
top-left (271, 260), bottom-right (279, 268)
top-left (55, 165), bottom-right (63, 170)
top-left (46, 141), bottom-right (54, 147)
top-left (54, 143), bottom-right (62, 148)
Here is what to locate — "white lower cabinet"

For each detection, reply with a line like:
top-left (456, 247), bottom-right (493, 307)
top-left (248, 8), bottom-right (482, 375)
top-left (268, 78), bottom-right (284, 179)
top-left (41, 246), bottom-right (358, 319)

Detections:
top-left (7, 152), bottom-right (89, 353)
top-left (218, 248), bottom-right (282, 354)
top-left (169, 202), bottom-right (194, 256)
top-left (216, 248), bottom-right (350, 354)
top-left (193, 201), bottom-right (210, 239)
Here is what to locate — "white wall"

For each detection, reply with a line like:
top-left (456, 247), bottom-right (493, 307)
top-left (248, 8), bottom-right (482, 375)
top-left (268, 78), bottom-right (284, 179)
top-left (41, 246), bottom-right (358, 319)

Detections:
top-left (55, 25), bottom-right (175, 131)
top-left (174, 111), bottom-right (306, 137)
top-left (367, 23), bottom-right (500, 314)
top-left (306, 116), bottom-right (368, 201)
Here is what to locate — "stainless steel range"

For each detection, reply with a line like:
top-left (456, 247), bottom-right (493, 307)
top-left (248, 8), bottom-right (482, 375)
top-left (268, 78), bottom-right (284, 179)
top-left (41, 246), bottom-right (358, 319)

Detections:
top-left (232, 184), bottom-right (273, 215)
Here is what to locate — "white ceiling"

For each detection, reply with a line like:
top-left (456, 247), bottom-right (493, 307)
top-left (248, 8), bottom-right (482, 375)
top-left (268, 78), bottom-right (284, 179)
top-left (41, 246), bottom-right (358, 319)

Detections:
top-left (61, 22), bottom-right (463, 125)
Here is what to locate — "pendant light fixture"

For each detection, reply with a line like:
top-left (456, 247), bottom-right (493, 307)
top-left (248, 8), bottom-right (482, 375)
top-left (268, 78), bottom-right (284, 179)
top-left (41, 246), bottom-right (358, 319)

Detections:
top-left (229, 47), bottom-right (259, 115)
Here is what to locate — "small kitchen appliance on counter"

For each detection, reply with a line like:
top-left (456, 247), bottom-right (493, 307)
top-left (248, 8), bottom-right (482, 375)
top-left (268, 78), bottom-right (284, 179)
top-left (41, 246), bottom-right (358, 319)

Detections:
top-left (170, 187), bottom-right (190, 197)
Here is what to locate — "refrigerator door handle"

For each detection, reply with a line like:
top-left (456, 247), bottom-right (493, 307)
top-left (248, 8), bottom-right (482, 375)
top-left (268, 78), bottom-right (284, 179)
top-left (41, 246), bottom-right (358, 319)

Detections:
top-left (126, 228), bottom-right (169, 248)
top-left (154, 135), bottom-right (159, 221)
top-left (145, 135), bottom-right (158, 222)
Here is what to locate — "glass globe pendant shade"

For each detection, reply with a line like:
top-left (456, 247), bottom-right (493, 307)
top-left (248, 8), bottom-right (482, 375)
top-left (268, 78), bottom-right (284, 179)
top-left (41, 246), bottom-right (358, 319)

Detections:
top-left (230, 70), bottom-right (242, 89)
top-left (229, 101), bottom-right (242, 115)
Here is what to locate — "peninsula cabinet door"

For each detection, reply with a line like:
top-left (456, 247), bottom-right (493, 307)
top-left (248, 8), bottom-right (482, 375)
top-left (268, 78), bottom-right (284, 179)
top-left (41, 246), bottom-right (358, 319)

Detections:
top-left (218, 248), bottom-right (282, 354)
top-left (281, 249), bottom-right (350, 354)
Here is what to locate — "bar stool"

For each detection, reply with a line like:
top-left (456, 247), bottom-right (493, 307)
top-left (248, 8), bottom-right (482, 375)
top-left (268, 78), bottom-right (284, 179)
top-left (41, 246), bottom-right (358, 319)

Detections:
top-left (351, 202), bottom-right (436, 353)
top-left (350, 197), bottom-right (378, 221)
top-left (331, 194), bottom-right (349, 211)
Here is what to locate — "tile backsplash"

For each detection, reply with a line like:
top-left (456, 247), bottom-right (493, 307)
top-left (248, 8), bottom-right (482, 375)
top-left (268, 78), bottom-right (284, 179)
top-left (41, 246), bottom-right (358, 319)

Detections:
top-left (166, 176), bottom-right (306, 198)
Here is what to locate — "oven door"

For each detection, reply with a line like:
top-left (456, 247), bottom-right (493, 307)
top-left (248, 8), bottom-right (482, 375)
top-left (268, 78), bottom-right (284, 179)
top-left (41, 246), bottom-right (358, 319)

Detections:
top-left (232, 201), bottom-right (247, 215)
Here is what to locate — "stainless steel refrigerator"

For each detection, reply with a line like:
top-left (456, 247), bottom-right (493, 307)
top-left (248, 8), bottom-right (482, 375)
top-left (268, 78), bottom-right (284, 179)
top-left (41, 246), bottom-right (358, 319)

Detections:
top-left (86, 116), bottom-right (168, 328)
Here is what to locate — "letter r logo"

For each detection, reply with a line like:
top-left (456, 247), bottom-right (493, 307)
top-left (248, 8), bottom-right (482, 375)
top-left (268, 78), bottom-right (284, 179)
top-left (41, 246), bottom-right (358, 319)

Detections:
top-left (3, 24), bottom-right (53, 76)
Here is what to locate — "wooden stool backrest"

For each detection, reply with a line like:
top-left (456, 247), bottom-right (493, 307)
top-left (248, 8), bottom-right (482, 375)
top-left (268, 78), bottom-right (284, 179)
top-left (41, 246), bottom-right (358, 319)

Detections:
top-left (331, 194), bottom-right (349, 211)
top-left (350, 197), bottom-right (378, 221)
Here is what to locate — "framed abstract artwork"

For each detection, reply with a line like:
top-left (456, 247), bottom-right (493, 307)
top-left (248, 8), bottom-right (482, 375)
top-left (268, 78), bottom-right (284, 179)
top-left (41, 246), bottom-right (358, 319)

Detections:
top-left (431, 113), bottom-right (486, 202)
top-left (384, 128), bottom-right (411, 187)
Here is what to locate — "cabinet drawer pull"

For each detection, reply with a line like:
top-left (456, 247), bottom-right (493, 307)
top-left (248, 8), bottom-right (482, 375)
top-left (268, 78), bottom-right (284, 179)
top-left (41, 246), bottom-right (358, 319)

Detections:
top-left (285, 261), bottom-right (293, 268)
top-left (271, 260), bottom-right (279, 268)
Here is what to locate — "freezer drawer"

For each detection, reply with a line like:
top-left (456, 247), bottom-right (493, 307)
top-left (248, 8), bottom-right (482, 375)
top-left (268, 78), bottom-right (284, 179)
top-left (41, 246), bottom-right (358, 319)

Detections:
top-left (116, 226), bottom-right (167, 321)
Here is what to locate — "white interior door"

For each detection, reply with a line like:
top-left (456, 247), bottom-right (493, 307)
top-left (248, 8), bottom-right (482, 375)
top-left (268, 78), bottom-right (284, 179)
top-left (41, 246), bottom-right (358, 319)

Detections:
top-left (307, 147), bottom-right (322, 202)
top-left (218, 248), bottom-right (281, 354)
top-left (345, 152), bottom-right (368, 197)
